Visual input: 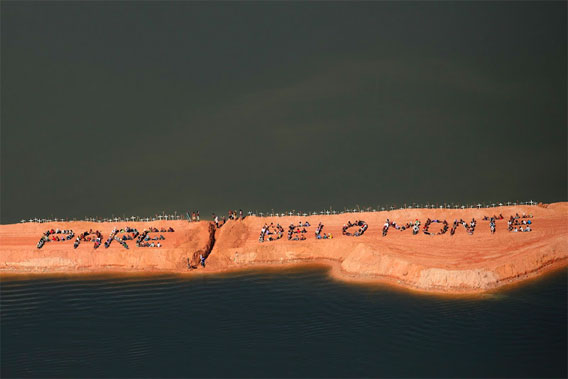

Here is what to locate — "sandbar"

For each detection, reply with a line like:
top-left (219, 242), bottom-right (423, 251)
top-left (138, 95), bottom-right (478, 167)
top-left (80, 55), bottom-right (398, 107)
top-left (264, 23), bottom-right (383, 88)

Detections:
top-left (1, 203), bottom-right (566, 294)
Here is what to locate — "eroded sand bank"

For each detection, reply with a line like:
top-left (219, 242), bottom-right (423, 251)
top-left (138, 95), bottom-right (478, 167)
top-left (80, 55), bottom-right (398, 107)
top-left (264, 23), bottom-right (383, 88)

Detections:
top-left (1, 204), bottom-right (567, 293)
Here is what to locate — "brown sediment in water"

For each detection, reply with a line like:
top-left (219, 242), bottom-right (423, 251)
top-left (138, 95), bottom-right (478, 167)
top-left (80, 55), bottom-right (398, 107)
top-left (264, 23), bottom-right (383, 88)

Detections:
top-left (1, 203), bottom-right (567, 294)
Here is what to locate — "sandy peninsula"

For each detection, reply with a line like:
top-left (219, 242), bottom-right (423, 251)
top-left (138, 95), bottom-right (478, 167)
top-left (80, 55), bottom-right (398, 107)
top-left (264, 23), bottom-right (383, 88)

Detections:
top-left (1, 203), bottom-right (566, 294)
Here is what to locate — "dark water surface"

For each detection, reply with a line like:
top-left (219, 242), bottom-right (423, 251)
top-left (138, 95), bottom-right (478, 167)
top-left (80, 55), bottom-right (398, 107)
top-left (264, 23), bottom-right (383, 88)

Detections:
top-left (1, 267), bottom-right (566, 378)
top-left (2, 3), bottom-right (567, 224)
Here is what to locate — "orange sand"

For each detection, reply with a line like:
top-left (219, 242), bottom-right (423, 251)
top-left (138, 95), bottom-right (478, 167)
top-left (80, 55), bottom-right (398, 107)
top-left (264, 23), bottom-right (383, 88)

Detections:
top-left (0, 221), bottom-right (212, 273)
top-left (1, 203), bottom-right (567, 293)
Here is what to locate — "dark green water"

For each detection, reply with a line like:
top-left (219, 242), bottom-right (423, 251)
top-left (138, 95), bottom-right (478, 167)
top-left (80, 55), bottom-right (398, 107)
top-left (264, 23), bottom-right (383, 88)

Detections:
top-left (2, 2), bottom-right (567, 224)
top-left (1, 267), bottom-right (566, 378)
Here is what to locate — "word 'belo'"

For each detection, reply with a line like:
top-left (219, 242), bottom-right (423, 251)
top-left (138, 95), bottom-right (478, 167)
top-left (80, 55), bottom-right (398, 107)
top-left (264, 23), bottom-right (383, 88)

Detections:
top-left (259, 214), bottom-right (534, 242)
top-left (36, 226), bottom-right (175, 249)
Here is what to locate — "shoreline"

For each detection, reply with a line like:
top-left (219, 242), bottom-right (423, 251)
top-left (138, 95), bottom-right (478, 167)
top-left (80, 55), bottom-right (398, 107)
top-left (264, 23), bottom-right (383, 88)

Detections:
top-left (1, 203), bottom-right (567, 294)
top-left (2, 258), bottom-right (566, 297)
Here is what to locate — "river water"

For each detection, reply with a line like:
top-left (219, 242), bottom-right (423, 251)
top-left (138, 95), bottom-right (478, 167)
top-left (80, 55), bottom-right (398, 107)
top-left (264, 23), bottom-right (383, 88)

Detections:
top-left (1, 267), bottom-right (566, 378)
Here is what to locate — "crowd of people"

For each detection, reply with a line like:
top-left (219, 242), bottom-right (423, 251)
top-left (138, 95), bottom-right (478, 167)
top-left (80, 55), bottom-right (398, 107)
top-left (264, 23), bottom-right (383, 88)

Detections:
top-left (138, 241), bottom-right (163, 248)
top-left (382, 219), bottom-right (421, 236)
top-left (118, 226), bottom-right (140, 241)
top-left (37, 229), bottom-right (75, 249)
top-left (342, 220), bottom-right (368, 237)
top-left (481, 214), bottom-right (502, 234)
top-left (382, 217), bottom-right (500, 236)
top-left (450, 219), bottom-right (476, 235)
top-left (37, 226), bottom-right (175, 250)
top-left (212, 210), bottom-right (246, 229)
top-left (103, 227), bottom-right (130, 249)
top-left (75, 230), bottom-right (104, 249)
top-left (423, 219), bottom-right (449, 235)
top-left (259, 221), bottom-right (335, 241)
top-left (482, 214), bottom-right (504, 221)
top-left (287, 222), bottom-right (310, 241)
top-left (315, 222), bottom-right (333, 239)
top-left (256, 212), bottom-right (537, 242)
top-left (189, 211), bottom-right (200, 222)
top-left (259, 223), bottom-right (284, 242)
top-left (135, 227), bottom-right (174, 247)
top-left (508, 214), bottom-right (533, 232)
top-left (228, 209), bottom-right (245, 221)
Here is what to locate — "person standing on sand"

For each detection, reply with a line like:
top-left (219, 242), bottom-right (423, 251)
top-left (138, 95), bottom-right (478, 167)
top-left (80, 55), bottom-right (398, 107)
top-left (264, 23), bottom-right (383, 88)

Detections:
top-left (196, 211), bottom-right (200, 221)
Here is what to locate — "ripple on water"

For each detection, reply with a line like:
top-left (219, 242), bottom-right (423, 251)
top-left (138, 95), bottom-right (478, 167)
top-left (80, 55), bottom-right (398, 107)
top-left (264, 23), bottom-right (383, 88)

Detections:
top-left (1, 268), bottom-right (566, 378)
